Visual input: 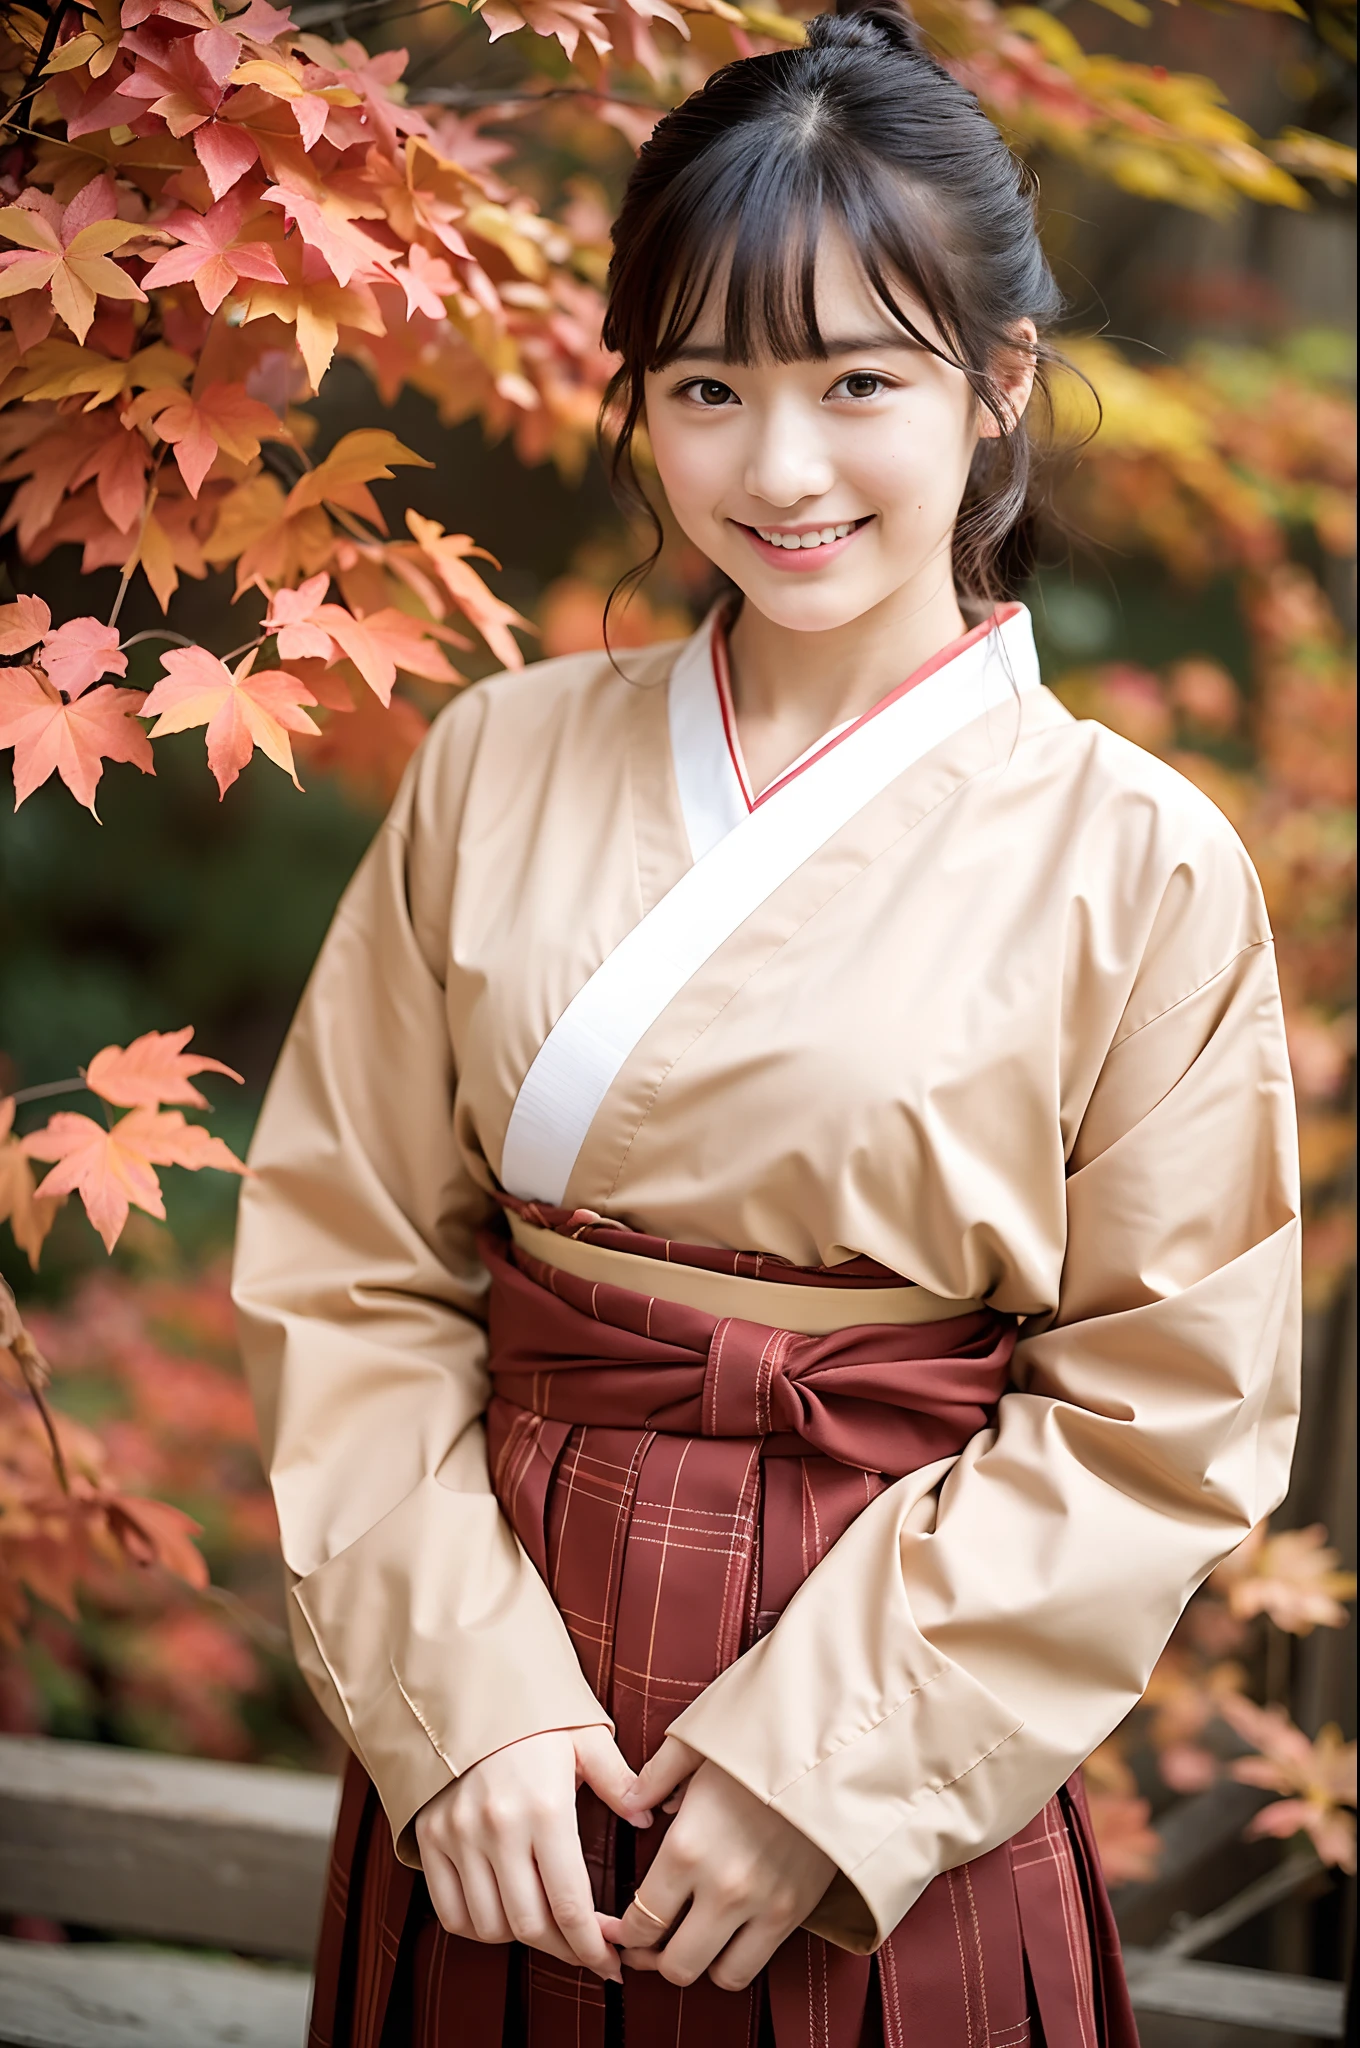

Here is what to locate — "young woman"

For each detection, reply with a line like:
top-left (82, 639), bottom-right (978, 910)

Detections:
top-left (233, 7), bottom-right (1301, 2044)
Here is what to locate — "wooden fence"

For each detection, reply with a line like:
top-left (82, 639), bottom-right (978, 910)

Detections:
top-left (0, 1734), bottom-right (1350, 2048)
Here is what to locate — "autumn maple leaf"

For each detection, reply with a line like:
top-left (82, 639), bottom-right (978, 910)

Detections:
top-left (128, 380), bottom-right (287, 497)
top-left (140, 644), bottom-right (319, 796)
top-left (1222, 1694), bottom-right (1358, 1872)
top-left (265, 574), bottom-right (461, 703)
top-left (85, 1027), bottom-right (244, 1111)
top-left (0, 1097), bottom-right (63, 1269)
top-left (0, 593), bottom-right (52, 656)
top-left (1211, 1519), bottom-right (1358, 1635)
top-left (406, 511), bottom-right (532, 670)
top-left (137, 189), bottom-right (287, 315)
top-left (23, 1107), bottom-right (248, 1253)
top-left (0, 177), bottom-right (150, 346)
top-left (39, 617), bottom-right (127, 699)
top-left (0, 666), bottom-right (153, 814)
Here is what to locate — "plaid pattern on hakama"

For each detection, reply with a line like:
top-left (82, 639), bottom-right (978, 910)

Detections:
top-left (308, 1214), bottom-right (1139, 2048)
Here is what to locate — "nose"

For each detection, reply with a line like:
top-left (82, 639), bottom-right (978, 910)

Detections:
top-left (741, 398), bottom-right (835, 509)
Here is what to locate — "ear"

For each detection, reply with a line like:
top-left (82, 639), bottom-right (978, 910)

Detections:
top-left (976, 319), bottom-right (1038, 442)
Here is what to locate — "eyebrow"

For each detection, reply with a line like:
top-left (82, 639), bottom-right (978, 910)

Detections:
top-left (664, 331), bottom-right (923, 364)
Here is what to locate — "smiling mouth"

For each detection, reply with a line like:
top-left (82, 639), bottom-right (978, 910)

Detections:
top-left (745, 517), bottom-right (872, 552)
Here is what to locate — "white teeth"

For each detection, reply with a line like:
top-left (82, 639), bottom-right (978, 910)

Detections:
top-left (755, 521), bottom-right (858, 549)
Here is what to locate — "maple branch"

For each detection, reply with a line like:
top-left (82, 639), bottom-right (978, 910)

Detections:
top-left (1, 1282), bottom-right (70, 1495)
top-left (107, 451), bottom-right (168, 632)
top-left (221, 634), bottom-right (267, 664)
top-left (8, 1075), bottom-right (89, 1105)
top-left (120, 629), bottom-right (195, 652)
top-left (0, 0), bottom-right (75, 129)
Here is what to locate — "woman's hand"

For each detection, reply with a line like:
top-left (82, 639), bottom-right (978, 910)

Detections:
top-left (600, 1737), bottom-right (836, 1992)
top-left (415, 1725), bottom-right (645, 1983)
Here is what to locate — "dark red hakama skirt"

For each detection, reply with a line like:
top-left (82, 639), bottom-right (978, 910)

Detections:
top-left (308, 1211), bottom-right (1140, 2048)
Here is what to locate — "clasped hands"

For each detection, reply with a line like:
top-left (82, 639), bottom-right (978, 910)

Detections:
top-left (414, 1726), bottom-right (835, 1992)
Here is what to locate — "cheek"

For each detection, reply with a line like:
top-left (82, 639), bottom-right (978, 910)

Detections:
top-left (645, 409), bottom-right (726, 533)
top-left (860, 399), bottom-right (976, 525)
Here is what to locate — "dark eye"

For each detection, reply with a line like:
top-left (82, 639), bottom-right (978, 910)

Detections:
top-left (838, 373), bottom-right (884, 400)
top-left (693, 379), bottom-right (734, 407)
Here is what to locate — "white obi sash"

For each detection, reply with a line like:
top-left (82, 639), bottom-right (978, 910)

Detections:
top-left (501, 605), bottom-right (1041, 1204)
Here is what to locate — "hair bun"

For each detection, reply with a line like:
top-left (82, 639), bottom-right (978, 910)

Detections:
top-left (808, 0), bottom-right (930, 57)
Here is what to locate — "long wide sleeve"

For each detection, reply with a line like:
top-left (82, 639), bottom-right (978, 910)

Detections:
top-left (668, 897), bottom-right (1301, 1949)
top-left (232, 739), bottom-right (611, 1862)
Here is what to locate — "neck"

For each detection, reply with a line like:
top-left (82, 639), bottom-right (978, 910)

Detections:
top-left (724, 566), bottom-right (971, 795)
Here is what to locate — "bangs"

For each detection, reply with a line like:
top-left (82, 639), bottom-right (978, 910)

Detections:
top-left (644, 139), bottom-right (964, 373)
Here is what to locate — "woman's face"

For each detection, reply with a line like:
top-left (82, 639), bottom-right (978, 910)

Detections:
top-left (643, 232), bottom-right (1030, 636)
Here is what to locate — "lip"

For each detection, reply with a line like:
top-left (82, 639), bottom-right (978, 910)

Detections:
top-left (735, 517), bottom-right (872, 572)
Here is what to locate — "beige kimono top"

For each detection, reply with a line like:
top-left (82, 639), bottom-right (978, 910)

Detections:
top-left (232, 608), bottom-right (1301, 1952)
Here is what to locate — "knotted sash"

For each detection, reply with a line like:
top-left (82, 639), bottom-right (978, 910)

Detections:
top-left (308, 1215), bottom-right (1136, 2048)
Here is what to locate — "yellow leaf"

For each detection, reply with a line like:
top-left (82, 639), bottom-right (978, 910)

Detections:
top-left (43, 29), bottom-right (104, 72)
top-left (230, 58), bottom-right (304, 97)
top-left (1270, 128), bottom-right (1358, 188)
top-left (286, 429), bottom-right (434, 513)
top-left (463, 203), bottom-right (548, 282)
top-left (0, 207), bottom-right (62, 256)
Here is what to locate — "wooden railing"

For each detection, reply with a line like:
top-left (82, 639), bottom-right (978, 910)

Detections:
top-left (0, 1735), bottom-right (1349, 2046)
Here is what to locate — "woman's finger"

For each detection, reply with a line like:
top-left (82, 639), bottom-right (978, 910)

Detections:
top-left (617, 1736), bottom-right (702, 1824)
top-left (535, 1829), bottom-right (623, 1982)
top-left (648, 1894), bottom-right (748, 1989)
top-left (706, 1913), bottom-right (794, 1993)
top-left (574, 1724), bottom-right (646, 1824)
top-left (422, 1850), bottom-right (474, 1940)
top-left (455, 1846), bottom-right (514, 1944)
top-left (597, 1854), bottom-right (692, 1954)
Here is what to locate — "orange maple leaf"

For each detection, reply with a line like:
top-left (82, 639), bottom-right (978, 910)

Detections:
top-left (0, 593), bottom-right (52, 655)
top-left (40, 616), bottom-right (127, 698)
top-left (139, 644), bottom-right (319, 796)
top-left (85, 1027), bottom-right (245, 1110)
top-left (0, 1096), bottom-right (64, 1269)
top-left (285, 428), bottom-right (434, 526)
top-left (406, 510), bottom-right (532, 670)
top-left (266, 574), bottom-right (461, 703)
top-left (129, 380), bottom-right (288, 497)
top-left (0, 667), bottom-right (153, 815)
top-left (23, 1107), bottom-right (248, 1253)
top-left (0, 177), bottom-right (151, 345)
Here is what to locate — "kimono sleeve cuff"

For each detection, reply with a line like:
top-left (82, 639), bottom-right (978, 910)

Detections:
top-left (289, 1474), bottom-right (611, 1866)
top-left (668, 1650), bottom-right (1024, 1952)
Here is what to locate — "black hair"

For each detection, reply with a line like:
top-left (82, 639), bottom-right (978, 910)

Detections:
top-left (600, 0), bottom-right (1070, 628)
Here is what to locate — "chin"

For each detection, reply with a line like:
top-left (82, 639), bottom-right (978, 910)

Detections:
top-left (733, 574), bottom-right (881, 636)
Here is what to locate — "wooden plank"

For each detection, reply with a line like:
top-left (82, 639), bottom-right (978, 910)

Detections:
top-left (0, 1737), bottom-right (338, 1962)
top-left (1123, 1949), bottom-right (1346, 2037)
top-left (0, 1940), bottom-right (310, 2048)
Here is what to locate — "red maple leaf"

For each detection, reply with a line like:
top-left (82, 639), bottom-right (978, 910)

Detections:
top-left (0, 667), bottom-right (153, 815)
top-left (85, 1027), bottom-right (244, 1110)
top-left (139, 644), bottom-right (319, 796)
top-left (138, 188), bottom-right (287, 315)
top-left (24, 1107), bottom-right (248, 1252)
